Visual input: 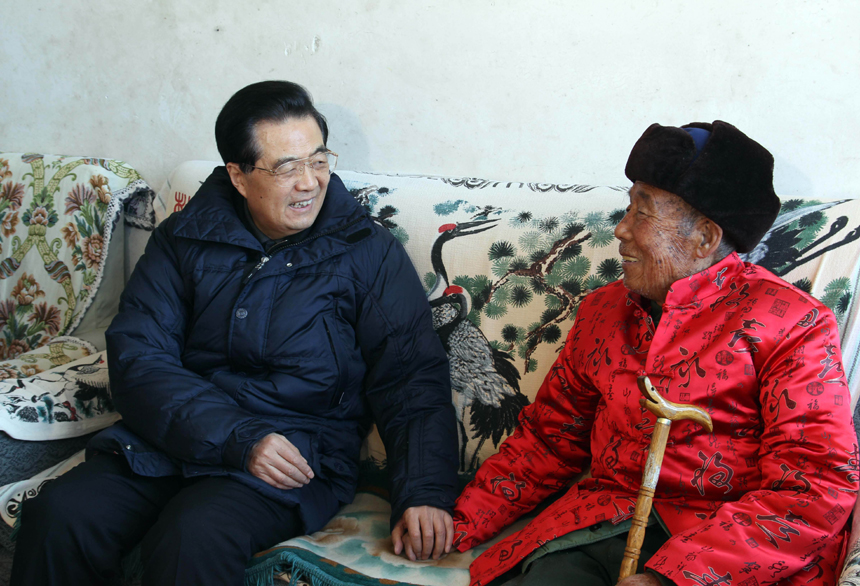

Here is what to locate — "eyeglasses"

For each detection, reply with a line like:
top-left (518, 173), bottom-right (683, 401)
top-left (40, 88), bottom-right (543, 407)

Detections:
top-left (249, 150), bottom-right (338, 179)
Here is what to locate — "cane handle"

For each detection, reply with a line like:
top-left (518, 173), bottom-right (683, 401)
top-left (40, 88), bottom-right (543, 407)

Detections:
top-left (638, 376), bottom-right (713, 431)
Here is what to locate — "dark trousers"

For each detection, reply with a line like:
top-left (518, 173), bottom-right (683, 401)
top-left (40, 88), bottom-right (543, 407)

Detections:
top-left (11, 452), bottom-right (302, 586)
top-left (491, 528), bottom-right (669, 586)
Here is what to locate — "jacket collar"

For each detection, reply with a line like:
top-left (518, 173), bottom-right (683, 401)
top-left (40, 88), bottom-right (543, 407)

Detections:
top-left (171, 167), bottom-right (367, 251)
top-left (628, 252), bottom-right (747, 310)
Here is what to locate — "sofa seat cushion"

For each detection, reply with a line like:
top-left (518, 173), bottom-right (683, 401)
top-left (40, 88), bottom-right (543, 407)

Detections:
top-left (249, 492), bottom-right (530, 586)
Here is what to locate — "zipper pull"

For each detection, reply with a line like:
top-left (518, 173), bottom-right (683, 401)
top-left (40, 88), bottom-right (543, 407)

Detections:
top-left (243, 255), bottom-right (270, 284)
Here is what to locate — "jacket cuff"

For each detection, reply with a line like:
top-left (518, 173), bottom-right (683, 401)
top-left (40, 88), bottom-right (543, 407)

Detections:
top-left (221, 421), bottom-right (279, 471)
top-left (390, 489), bottom-right (457, 530)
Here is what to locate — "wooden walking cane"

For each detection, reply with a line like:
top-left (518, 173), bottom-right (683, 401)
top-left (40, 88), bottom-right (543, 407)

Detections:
top-left (617, 375), bottom-right (713, 583)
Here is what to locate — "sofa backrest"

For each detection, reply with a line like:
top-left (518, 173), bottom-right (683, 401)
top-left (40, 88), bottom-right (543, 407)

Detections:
top-left (157, 163), bottom-right (860, 478)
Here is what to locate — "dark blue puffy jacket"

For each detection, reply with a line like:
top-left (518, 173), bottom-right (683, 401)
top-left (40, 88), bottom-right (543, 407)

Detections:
top-left (90, 168), bottom-right (458, 533)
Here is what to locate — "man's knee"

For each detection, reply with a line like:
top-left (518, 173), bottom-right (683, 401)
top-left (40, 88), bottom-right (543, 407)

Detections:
top-left (18, 478), bottom-right (87, 542)
top-left (139, 496), bottom-right (257, 585)
top-left (12, 475), bottom-right (121, 585)
top-left (143, 497), bottom-right (246, 557)
top-left (141, 480), bottom-right (300, 566)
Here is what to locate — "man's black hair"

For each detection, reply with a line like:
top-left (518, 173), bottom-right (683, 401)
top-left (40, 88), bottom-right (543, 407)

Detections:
top-left (215, 80), bottom-right (329, 173)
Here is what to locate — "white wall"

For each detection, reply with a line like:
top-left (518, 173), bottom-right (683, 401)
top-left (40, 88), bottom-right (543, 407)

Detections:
top-left (2, 0), bottom-right (857, 197)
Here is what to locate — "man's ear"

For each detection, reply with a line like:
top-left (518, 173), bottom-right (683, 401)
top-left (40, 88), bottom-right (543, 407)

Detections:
top-left (696, 218), bottom-right (724, 259)
top-left (226, 163), bottom-right (249, 199)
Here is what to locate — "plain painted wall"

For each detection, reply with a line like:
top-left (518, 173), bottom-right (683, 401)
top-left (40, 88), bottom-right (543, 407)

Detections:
top-left (1, 0), bottom-right (857, 197)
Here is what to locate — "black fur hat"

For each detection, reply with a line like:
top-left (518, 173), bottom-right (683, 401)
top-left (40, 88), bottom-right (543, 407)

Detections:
top-left (625, 120), bottom-right (780, 253)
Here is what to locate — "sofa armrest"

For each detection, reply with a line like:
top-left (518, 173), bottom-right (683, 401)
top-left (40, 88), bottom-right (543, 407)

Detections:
top-left (838, 494), bottom-right (860, 585)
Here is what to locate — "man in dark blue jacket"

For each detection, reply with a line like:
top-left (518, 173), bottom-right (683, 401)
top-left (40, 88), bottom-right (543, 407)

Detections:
top-left (12, 81), bottom-right (459, 586)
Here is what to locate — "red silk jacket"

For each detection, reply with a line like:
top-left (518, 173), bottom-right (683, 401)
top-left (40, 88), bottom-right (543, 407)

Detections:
top-left (453, 254), bottom-right (859, 586)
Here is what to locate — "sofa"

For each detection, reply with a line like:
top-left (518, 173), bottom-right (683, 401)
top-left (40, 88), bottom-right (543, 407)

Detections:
top-left (1, 153), bottom-right (860, 586)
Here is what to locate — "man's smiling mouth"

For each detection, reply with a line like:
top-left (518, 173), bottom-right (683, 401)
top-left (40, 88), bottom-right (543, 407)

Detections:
top-left (289, 198), bottom-right (313, 209)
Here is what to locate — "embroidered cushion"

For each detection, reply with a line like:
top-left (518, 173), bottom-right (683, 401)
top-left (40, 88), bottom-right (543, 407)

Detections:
top-left (0, 345), bottom-right (115, 440)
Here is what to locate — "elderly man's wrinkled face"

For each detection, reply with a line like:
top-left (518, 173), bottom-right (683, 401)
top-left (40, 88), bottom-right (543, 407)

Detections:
top-left (227, 116), bottom-right (330, 240)
top-left (614, 182), bottom-right (709, 303)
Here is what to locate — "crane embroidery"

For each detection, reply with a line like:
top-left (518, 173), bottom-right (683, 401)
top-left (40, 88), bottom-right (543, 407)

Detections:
top-left (428, 221), bottom-right (529, 471)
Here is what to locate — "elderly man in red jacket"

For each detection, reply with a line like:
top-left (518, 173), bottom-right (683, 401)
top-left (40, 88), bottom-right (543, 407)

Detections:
top-left (452, 121), bottom-right (859, 586)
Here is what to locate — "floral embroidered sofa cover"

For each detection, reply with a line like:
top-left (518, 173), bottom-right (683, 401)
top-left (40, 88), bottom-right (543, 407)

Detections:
top-left (2, 157), bottom-right (859, 586)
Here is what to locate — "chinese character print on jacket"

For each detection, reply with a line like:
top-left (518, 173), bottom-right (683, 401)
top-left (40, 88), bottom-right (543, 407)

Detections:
top-left (452, 253), bottom-right (859, 586)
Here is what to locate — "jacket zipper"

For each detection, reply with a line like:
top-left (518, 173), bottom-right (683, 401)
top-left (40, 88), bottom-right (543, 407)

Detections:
top-left (242, 216), bottom-right (366, 285)
top-left (243, 255), bottom-right (270, 284)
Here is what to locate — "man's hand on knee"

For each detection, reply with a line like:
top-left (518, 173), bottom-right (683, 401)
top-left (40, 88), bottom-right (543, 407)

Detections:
top-left (247, 433), bottom-right (314, 490)
top-left (391, 506), bottom-right (453, 561)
